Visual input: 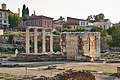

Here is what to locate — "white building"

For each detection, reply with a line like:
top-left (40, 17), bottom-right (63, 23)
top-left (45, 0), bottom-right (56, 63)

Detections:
top-left (93, 19), bottom-right (113, 30)
top-left (79, 19), bottom-right (93, 31)
top-left (0, 3), bottom-right (9, 30)
top-left (79, 19), bottom-right (89, 26)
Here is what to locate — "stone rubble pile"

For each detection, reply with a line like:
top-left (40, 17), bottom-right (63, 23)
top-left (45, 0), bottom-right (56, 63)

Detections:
top-left (33, 70), bottom-right (96, 80)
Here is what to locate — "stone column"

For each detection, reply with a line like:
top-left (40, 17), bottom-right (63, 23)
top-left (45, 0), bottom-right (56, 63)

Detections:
top-left (26, 28), bottom-right (30, 54)
top-left (42, 29), bottom-right (46, 53)
top-left (50, 29), bottom-right (53, 53)
top-left (34, 27), bottom-right (38, 54)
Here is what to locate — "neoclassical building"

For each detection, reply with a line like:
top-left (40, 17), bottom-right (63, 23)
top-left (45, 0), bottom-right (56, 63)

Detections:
top-left (0, 3), bottom-right (9, 30)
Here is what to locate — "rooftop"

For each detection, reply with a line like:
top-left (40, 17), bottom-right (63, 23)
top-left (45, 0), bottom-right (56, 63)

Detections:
top-left (67, 17), bottom-right (88, 21)
top-left (27, 15), bottom-right (54, 20)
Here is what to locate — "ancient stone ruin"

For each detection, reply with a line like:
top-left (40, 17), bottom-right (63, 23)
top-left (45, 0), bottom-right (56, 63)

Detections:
top-left (33, 70), bottom-right (96, 80)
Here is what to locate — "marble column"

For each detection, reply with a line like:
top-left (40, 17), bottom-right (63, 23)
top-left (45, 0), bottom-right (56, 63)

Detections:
top-left (42, 29), bottom-right (46, 53)
top-left (34, 27), bottom-right (38, 54)
top-left (50, 29), bottom-right (53, 53)
top-left (26, 28), bottom-right (30, 54)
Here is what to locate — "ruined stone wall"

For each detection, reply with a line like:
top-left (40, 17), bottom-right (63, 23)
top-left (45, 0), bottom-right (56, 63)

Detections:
top-left (66, 33), bottom-right (78, 60)
top-left (60, 32), bottom-right (101, 61)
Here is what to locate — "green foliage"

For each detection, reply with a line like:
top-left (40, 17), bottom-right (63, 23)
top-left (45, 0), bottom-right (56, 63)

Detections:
top-left (107, 27), bottom-right (115, 35)
top-left (62, 28), bottom-right (69, 32)
top-left (22, 14), bottom-right (29, 21)
top-left (22, 4), bottom-right (26, 17)
top-left (101, 30), bottom-right (108, 36)
top-left (8, 35), bottom-right (14, 44)
top-left (22, 4), bottom-right (29, 20)
top-left (91, 27), bottom-right (103, 32)
top-left (93, 13), bottom-right (105, 22)
top-left (8, 13), bottom-right (21, 28)
top-left (62, 28), bottom-right (86, 32)
top-left (53, 48), bottom-right (60, 52)
top-left (109, 27), bottom-right (120, 47)
top-left (90, 27), bottom-right (108, 36)
top-left (53, 31), bottom-right (60, 35)
top-left (4, 31), bottom-right (14, 35)
top-left (87, 13), bottom-right (105, 22)
top-left (0, 72), bottom-right (34, 80)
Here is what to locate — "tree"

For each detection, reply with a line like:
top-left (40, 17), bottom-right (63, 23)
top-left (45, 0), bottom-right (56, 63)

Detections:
top-left (93, 13), bottom-right (105, 22)
top-left (26, 7), bottom-right (29, 15)
top-left (8, 35), bottom-right (14, 44)
top-left (90, 27), bottom-right (108, 36)
top-left (59, 16), bottom-right (64, 20)
top-left (107, 27), bottom-right (115, 35)
top-left (110, 27), bottom-right (120, 47)
top-left (98, 13), bottom-right (105, 20)
top-left (22, 4), bottom-right (29, 20)
top-left (8, 13), bottom-right (21, 29)
top-left (91, 26), bottom-right (102, 32)
top-left (87, 13), bottom-right (105, 22)
top-left (22, 4), bottom-right (26, 17)
top-left (87, 15), bottom-right (93, 22)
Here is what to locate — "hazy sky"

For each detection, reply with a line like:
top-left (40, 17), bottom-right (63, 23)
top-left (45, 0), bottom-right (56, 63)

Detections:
top-left (0, 0), bottom-right (120, 23)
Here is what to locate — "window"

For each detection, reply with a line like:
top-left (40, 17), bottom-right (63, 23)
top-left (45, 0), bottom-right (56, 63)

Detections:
top-left (49, 20), bottom-right (52, 26)
top-left (34, 21), bottom-right (36, 26)
top-left (0, 12), bottom-right (2, 18)
top-left (30, 21), bottom-right (32, 26)
top-left (81, 22), bottom-right (82, 25)
top-left (38, 21), bottom-right (40, 26)
top-left (44, 20), bottom-right (47, 26)
top-left (22, 21), bottom-right (24, 26)
top-left (104, 25), bottom-right (106, 30)
top-left (83, 22), bottom-right (85, 25)
top-left (4, 21), bottom-right (6, 23)
top-left (4, 13), bottom-right (7, 19)
top-left (86, 22), bottom-right (88, 25)
top-left (25, 21), bottom-right (28, 26)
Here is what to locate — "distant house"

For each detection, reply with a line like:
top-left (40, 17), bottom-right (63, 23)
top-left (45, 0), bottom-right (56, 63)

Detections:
top-left (93, 19), bottom-right (113, 30)
top-left (113, 23), bottom-right (120, 28)
top-left (79, 19), bottom-right (89, 27)
top-left (53, 18), bottom-right (65, 31)
top-left (65, 17), bottom-right (79, 29)
top-left (65, 17), bottom-right (92, 31)
top-left (21, 14), bottom-right (53, 29)
top-left (79, 19), bottom-right (93, 31)
top-left (0, 3), bottom-right (10, 30)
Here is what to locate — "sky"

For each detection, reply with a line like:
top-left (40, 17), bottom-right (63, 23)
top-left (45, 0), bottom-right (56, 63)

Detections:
top-left (0, 0), bottom-right (120, 23)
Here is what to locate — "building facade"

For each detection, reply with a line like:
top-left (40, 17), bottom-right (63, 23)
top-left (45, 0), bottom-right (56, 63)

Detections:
top-left (93, 19), bottom-right (113, 30)
top-left (79, 19), bottom-right (89, 27)
top-left (53, 18), bottom-right (65, 31)
top-left (21, 15), bottom-right (53, 28)
top-left (65, 17), bottom-right (92, 31)
top-left (64, 17), bottom-right (79, 30)
top-left (60, 32), bottom-right (101, 61)
top-left (0, 3), bottom-right (9, 30)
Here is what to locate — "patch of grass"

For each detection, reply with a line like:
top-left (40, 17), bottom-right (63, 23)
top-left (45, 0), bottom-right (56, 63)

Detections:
top-left (0, 53), bottom-right (15, 57)
top-left (110, 73), bottom-right (120, 78)
top-left (0, 72), bottom-right (35, 80)
top-left (111, 58), bottom-right (120, 60)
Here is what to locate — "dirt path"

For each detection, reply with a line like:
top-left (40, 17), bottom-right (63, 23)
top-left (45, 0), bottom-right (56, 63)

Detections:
top-left (0, 62), bottom-right (120, 79)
